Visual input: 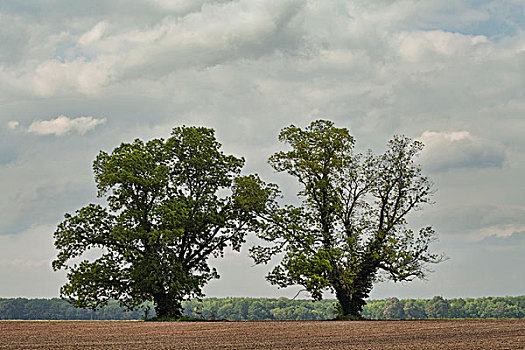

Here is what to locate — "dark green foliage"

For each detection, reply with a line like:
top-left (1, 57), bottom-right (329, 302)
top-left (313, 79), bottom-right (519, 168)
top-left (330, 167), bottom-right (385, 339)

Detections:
top-left (0, 296), bottom-right (523, 320)
top-left (403, 300), bottom-right (427, 319)
top-left (252, 120), bottom-right (444, 318)
top-left (0, 298), bottom-right (147, 320)
top-left (361, 296), bottom-right (525, 320)
top-left (182, 298), bottom-right (335, 321)
top-left (448, 298), bottom-right (467, 318)
top-left (425, 296), bottom-right (450, 318)
top-left (454, 296), bottom-right (525, 319)
top-left (383, 297), bottom-right (405, 319)
top-left (52, 126), bottom-right (274, 319)
top-left (361, 299), bottom-right (387, 319)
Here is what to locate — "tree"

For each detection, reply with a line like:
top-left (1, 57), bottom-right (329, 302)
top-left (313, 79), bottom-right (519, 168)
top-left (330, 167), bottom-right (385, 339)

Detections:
top-left (383, 297), bottom-right (405, 319)
top-left (448, 298), bottom-right (466, 318)
top-left (247, 300), bottom-right (271, 320)
top-left (361, 300), bottom-right (387, 319)
top-left (425, 296), bottom-right (450, 318)
top-left (251, 120), bottom-right (443, 319)
top-left (403, 300), bottom-right (426, 319)
top-left (52, 126), bottom-right (273, 319)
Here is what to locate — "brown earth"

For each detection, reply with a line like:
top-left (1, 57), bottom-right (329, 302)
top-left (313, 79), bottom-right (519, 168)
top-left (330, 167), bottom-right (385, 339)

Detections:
top-left (0, 319), bottom-right (523, 350)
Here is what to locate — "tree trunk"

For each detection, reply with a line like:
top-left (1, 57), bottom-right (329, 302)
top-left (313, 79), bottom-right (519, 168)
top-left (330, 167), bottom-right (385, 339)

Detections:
top-left (335, 288), bottom-right (366, 319)
top-left (153, 294), bottom-right (182, 319)
top-left (334, 264), bottom-right (377, 319)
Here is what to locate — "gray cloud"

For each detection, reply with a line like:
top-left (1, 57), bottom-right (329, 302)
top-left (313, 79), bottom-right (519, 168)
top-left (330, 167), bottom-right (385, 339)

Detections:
top-left (479, 230), bottom-right (525, 247)
top-left (0, 224), bottom-right (65, 297)
top-left (0, 146), bottom-right (18, 165)
top-left (418, 130), bottom-right (506, 172)
top-left (0, 128), bottom-right (19, 165)
top-left (413, 204), bottom-right (525, 241)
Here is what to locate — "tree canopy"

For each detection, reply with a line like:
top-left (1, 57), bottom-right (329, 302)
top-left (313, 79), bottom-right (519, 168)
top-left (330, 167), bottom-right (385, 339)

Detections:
top-left (251, 120), bottom-right (444, 318)
top-left (52, 126), bottom-right (272, 318)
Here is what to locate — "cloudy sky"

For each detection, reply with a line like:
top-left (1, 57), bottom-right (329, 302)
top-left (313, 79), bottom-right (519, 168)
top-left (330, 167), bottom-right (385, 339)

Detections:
top-left (1, 0), bottom-right (524, 300)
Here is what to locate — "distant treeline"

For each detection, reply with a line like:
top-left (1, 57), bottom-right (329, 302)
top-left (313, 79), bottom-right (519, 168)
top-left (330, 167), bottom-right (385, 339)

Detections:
top-left (0, 298), bottom-right (144, 320)
top-left (0, 296), bottom-right (523, 320)
top-left (362, 296), bottom-right (524, 320)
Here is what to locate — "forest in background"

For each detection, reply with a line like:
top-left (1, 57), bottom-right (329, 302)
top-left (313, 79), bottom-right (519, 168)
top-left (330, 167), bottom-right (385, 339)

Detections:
top-left (0, 296), bottom-right (523, 320)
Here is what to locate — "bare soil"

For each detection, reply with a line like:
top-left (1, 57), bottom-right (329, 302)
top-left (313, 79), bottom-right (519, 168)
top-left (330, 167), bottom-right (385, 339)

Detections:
top-left (0, 319), bottom-right (523, 349)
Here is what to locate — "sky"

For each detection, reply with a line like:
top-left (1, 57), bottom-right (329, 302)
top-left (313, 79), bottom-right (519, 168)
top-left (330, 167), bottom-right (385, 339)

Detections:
top-left (0, 0), bottom-right (524, 301)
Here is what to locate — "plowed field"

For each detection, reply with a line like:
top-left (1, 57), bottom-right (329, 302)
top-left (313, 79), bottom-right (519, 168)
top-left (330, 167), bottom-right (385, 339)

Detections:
top-left (1, 319), bottom-right (523, 349)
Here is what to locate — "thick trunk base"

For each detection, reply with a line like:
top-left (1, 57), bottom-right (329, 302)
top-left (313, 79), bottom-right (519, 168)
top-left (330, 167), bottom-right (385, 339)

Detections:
top-left (335, 298), bottom-right (365, 320)
top-left (335, 289), bottom-right (368, 320)
top-left (153, 294), bottom-right (182, 319)
top-left (334, 266), bottom-right (376, 319)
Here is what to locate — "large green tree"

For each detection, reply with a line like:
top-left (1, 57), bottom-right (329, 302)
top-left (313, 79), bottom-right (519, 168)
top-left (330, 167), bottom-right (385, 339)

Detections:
top-left (251, 120), bottom-right (443, 319)
top-left (52, 126), bottom-right (272, 318)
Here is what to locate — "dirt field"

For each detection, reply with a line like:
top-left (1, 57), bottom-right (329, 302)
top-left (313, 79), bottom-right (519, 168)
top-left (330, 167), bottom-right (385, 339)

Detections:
top-left (0, 319), bottom-right (523, 349)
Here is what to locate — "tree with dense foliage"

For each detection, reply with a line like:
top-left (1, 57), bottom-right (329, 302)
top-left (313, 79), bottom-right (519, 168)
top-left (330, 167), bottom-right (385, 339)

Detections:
top-left (403, 300), bottom-right (427, 319)
top-left (251, 120), bottom-right (443, 319)
top-left (448, 298), bottom-right (467, 318)
top-left (425, 296), bottom-right (450, 318)
top-left (52, 126), bottom-right (273, 319)
top-left (383, 297), bottom-right (405, 319)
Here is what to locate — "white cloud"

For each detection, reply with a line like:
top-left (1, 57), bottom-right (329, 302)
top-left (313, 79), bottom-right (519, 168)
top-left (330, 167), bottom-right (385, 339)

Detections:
top-left (418, 130), bottom-right (506, 172)
top-left (421, 130), bottom-right (473, 142)
top-left (78, 21), bottom-right (108, 47)
top-left (27, 115), bottom-right (107, 136)
top-left (149, 0), bottom-right (209, 13)
top-left (109, 0), bottom-right (305, 75)
top-left (31, 57), bottom-right (115, 96)
top-left (395, 30), bottom-right (489, 62)
top-left (7, 121), bottom-right (19, 130)
top-left (0, 0), bottom-right (305, 98)
top-left (472, 224), bottom-right (525, 240)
